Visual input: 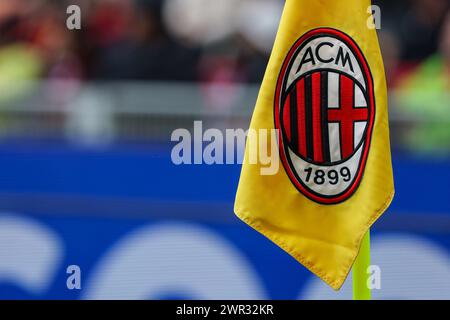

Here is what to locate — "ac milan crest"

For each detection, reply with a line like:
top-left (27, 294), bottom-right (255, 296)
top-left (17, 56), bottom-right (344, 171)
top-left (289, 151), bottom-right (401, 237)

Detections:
top-left (275, 28), bottom-right (375, 204)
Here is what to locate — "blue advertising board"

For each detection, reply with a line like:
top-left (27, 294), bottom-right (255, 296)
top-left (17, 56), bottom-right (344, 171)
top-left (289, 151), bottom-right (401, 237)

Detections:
top-left (0, 142), bottom-right (449, 299)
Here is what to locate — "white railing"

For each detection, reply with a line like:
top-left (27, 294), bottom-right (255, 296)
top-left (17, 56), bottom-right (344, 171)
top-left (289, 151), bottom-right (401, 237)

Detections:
top-left (0, 80), bottom-right (448, 146)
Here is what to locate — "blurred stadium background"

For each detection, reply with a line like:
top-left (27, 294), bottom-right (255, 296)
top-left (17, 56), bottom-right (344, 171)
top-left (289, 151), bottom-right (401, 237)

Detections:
top-left (0, 0), bottom-right (449, 299)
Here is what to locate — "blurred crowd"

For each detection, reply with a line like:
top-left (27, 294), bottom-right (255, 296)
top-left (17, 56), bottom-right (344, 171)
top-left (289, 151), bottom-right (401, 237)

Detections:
top-left (0, 0), bottom-right (449, 151)
top-left (377, 0), bottom-right (450, 153)
top-left (0, 0), bottom-right (279, 84)
top-left (0, 0), bottom-right (447, 84)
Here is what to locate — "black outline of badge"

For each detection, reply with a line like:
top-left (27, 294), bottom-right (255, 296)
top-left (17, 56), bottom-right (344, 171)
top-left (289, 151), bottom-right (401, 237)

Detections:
top-left (274, 28), bottom-right (376, 205)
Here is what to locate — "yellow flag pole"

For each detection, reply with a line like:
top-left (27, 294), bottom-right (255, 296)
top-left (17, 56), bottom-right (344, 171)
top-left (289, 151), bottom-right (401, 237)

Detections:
top-left (352, 230), bottom-right (371, 300)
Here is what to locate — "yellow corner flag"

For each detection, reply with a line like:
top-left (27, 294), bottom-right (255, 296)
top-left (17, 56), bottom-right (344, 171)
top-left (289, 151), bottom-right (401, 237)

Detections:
top-left (234, 0), bottom-right (394, 290)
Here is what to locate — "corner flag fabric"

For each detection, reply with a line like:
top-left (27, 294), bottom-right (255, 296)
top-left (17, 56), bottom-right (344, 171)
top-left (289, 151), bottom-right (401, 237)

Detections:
top-left (234, 0), bottom-right (394, 289)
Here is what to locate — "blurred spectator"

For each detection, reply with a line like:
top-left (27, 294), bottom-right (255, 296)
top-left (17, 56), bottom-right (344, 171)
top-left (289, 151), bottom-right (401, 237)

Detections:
top-left (0, 0), bottom-right (43, 104)
top-left (395, 12), bottom-right (450, 154)
top-left (378, 30), bottom-right (402, 87)
top-left (28, 4), bottom-right (83, 80)
top-left (396, 0), bottom-right (449, 62)
top-left (163, 0), bottom-right (237, 46)
top-left (91, 0), bottom-right (200, 81)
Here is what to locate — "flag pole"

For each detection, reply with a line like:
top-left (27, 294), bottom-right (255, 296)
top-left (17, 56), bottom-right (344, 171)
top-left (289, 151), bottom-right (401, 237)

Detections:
top-left (352, 230), bottom-right (371, 300)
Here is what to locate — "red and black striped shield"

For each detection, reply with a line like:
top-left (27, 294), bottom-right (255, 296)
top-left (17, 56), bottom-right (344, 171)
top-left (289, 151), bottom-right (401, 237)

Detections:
top-left (275, 28), bottom-right (375, 204)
